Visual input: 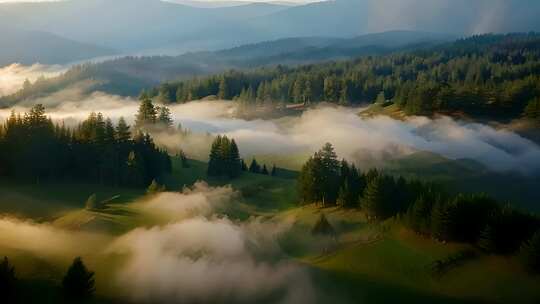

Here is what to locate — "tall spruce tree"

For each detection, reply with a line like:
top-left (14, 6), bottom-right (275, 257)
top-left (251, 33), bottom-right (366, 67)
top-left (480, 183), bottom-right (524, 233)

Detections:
top-left (135, 96), bottom-right (157, 129)
top-left (62, 257), bottom-right (95, 300)
top-left (0, 257), bottom-right (18, 303)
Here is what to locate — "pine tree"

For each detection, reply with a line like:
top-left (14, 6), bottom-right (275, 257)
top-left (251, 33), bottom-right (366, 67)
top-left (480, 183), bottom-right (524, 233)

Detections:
top-left (157, 106), bottom-right (174, 128)
top-left (218, 77), bottom-right (229, 100)
top-left (261, 164), bottom-right (269, 175)
top-left (116, 117), bottom-right (131, 143)
top-left (319, 143), bottom-right (340, 206)
top-left (524, 98), bottom-right (540, 122)
top-left (62, 257), bottom-right (95, 300)
top-left (228, 139), bottom-right (241, 178)
top-left (207, 135), bottom-right (222, 177)
top-left (519, 231), bottom-right (540, 274)
top-left (104, 118), bottom-right (116, 145)
top-left (135, 96), bottom-right (157, 129)
top-left (361, 177), bottom-right (386, 221)
top-left (312, 214), bottom-right (335, 236)
top-left (431, 201), bottom-right (451, 242)
top-left (0, 257), bottom-right (18, 303)
top-left (407, 196), bottom-right (433, 235)
top-left (271, 164), bottom-right (277, 176)
top-left (249, 158), bottom-right (261, 174)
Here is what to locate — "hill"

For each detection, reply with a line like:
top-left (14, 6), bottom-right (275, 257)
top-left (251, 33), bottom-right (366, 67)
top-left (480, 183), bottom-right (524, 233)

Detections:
top-left (0, 30), bottom-right (451, 104)
top-left (0, 27), bottom-right (115, 67)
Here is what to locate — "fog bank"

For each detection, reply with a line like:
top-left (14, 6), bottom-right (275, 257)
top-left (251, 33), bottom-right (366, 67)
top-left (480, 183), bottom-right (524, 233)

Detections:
top-left (2, 94), bottom-right (540, 174)
top-left (0, 63), bottom-right (65, 97)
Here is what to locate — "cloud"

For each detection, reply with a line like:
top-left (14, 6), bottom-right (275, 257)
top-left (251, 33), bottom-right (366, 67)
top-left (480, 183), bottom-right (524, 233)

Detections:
top-left (133, 181), bottom-right (238, 221)
top-left (107, 181), bottom-right (315, 304)
top-left (0, 217), bottom-right (110, 259)
top-left (109, 216), bottom-right (314, 304)
top-left (0, 63), bottom-right (65, 97)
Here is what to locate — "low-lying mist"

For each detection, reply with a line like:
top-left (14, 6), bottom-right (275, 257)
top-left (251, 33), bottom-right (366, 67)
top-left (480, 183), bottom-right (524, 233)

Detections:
top-left (0, 182), bottom-right (316, 304)
top-left (3, 90), bottom-right (539, 174)
top-left (0, 63), bottom-right (66, 97)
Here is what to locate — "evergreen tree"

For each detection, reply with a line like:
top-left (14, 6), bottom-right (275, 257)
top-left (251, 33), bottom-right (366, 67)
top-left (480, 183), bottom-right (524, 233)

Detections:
top-left (312, 214), bottom-right (335, 236)
top-left (0, 257), bottom-right (17, 303)
top-left (62, 257), bottom-right (95, 300)
top-left (157, 106), bottom-right (174, 128)
top-left (431, 201), bottom-right (451, 241)
top-left (249, 158), bottom-right (261, 174)
top-left (207, 136), bottom-right (242, 178)
top-left (218, 77), bottom-right (229, 100)
top-left (520, 231), bottom-right (540, 274)
top-left (361, 177), bottom-right (386, 221)
top-left (116, 117), bottom-right (131, 142)
top-left (227, 139), bottom-right (242, 178)
top-left (135, 96), bottom-right (157, 129)
top-left (261, 164), bottom-right (269, 175)
top-left (271, 164), bottom-right (277, 176)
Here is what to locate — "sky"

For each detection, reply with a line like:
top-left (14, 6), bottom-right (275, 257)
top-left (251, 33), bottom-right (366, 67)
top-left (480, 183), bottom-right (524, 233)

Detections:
top-left (0, 0), bottom-right (320, 3)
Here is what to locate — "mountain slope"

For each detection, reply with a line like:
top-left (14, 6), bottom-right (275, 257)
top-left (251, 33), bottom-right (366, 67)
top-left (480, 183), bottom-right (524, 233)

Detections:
top-left (0, 30), bottom-right (452, 104)
top-left (0, 27), bottom-right (115, 67)
top-left (0, 0), bottom-right (539, 56)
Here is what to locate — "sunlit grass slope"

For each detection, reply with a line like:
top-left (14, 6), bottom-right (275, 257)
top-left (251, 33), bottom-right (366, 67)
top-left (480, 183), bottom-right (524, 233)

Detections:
top-left (277, 205), bottom-right (540, 304)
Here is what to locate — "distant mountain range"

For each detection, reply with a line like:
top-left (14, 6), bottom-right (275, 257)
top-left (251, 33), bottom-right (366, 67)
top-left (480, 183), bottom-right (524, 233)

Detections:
top-left (0, 27), bottom-right (115, 67)
top-left (0, 30), bottom-right (454, 105)
top-left (1, 0), bottom-right (539, 66)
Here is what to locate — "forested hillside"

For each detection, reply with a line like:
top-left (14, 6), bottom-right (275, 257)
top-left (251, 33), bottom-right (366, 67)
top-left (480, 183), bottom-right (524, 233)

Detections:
top-left (0, 31), bottom-right (449, 105)
top-left (158, 33), bottom-right (540, 120)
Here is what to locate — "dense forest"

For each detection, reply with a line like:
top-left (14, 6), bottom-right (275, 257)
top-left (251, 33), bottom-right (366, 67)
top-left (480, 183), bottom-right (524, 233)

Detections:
top-left (0, 104), bottom-right (171, 187)
top-left (153, 33), bottom-right (540, 120)
top-left (298, 143), bottom-right (540, 273)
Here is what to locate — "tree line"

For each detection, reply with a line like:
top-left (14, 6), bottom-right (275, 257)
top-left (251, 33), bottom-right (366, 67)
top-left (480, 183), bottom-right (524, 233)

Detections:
top-left (0, 104), bottom-right (171, 187)
top-left (207, 135), bottom-right (278, 179)
top-left (1, 256), bottom-right (96, 303)
top-left (151, 33), bottom-right (540, 120)
top-left (298, 143), bottom-right (540, 273)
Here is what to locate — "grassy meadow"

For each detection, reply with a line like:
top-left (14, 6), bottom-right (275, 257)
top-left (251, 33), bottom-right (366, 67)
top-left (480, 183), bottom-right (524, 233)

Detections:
top-left (0, 156), bottom-right (539, 304)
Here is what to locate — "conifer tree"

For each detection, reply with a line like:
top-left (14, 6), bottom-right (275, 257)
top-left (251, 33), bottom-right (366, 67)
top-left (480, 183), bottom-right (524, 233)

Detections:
top-left (0, 256), bottom-right (18, 303)
top-left (361, 177), bottom-right (386, 221)
top-left (135, 96), bottom-right (157, 129)
top-left (520, 231), bottom-right (540, 274)
top-left (116, 117), bottom-right (131, 142)
top-left (262, 164), bottom-right (269, 175)
top-left (271, 164), bottom-right (277, 176)
top-left (157, 106), bottom-right (174, 128)
top-left (62, 257), bottom-right (95, 300)
top-left (249, 158), bottom-right (261, 174)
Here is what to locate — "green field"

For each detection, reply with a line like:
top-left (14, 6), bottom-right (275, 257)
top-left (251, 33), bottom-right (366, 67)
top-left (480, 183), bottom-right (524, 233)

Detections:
top-left (0, 157), bottom-right (539, 304)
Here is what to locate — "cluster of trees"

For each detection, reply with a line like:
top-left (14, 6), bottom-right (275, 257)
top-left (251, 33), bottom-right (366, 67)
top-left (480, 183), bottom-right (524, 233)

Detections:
top-left (405, 194), bottom-right (540, 254)
top-left (135, 94), bottom-right (174, 130)
top-left (298, 143), bottom-right (540, 273)
top-left (245, 158), bottom-right (276, 176)
top-left (207, 135), bottom-right (242, 179)
top-left (298, 143), bottom-right (430, 214)
top-left (153, 33), bottom-right (540, 119)
top-left (1, 256), bottom-right (95, 302)
top-left (0, 104), bottom-right (171, 187)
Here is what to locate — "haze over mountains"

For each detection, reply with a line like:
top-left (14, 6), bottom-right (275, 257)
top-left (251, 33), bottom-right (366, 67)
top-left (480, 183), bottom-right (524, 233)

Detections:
top-left (1, 0), bottom-right (540, 66)
top-left (0, 30), bottom-right (453, 102)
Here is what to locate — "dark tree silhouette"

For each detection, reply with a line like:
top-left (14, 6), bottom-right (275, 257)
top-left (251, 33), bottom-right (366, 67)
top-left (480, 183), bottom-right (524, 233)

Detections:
top-left (0, 257), bottom-right (18, 303)
top-left (62, 257), bottom-right (95, 300)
